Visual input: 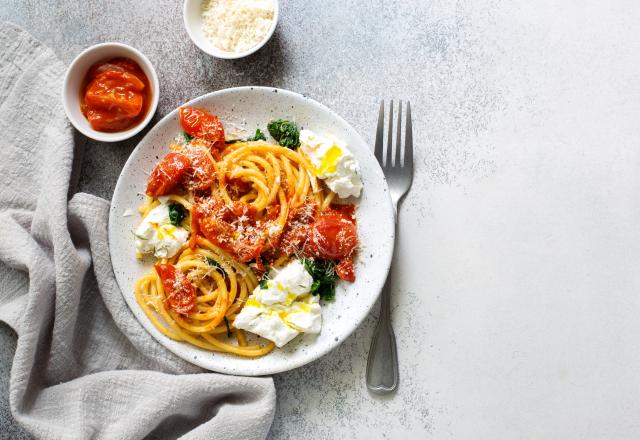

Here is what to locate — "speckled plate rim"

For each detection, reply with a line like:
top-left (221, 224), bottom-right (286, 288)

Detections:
top-left (108, 86), bottom-right (395, 376)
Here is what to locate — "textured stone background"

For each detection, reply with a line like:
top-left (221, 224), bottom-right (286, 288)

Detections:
top-left (3, 0), bottom-right (640, 439)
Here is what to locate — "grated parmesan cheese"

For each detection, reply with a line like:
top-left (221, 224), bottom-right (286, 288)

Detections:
top-left (201, 0), bottom-right (275, 53)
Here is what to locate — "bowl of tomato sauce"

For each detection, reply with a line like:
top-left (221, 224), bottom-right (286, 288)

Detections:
top-left (63, 43), bottom-right (159, 142)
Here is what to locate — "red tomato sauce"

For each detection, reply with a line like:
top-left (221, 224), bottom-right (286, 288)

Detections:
top-left (80, 57), bottom-right (152, 132)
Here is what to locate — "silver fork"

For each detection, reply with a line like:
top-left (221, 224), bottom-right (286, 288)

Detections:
top-left (366, 100), bottom-right (413, 394)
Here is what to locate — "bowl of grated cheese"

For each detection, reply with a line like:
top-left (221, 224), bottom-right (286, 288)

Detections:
top-left (183, 0), bottom-right (279, 59)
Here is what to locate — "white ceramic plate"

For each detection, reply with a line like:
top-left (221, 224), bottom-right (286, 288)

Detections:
top-left (109, 87), bottom-right (395, 376)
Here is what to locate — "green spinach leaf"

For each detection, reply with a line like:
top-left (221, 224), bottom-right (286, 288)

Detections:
top-left (302, 258), bottom-right (338, 301)
top-left (246, 128), bottom-right (266, 141)
top-left (267, 119), bottom-right (300, 150)
top-left (168, 203), bottom-right (186, 226)
top-left (205, 257), bottom-right (226, 275)
top-left (225, 128), bottom-right (267, 144)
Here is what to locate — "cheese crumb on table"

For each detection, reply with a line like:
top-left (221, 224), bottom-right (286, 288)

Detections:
top-left (201, 0), bottom-right (275, 53)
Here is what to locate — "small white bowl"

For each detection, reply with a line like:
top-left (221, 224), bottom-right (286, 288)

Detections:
top-left (62, 42), bottom-right (160, 142)
top-left (183, 0), bottom-right (279, 59)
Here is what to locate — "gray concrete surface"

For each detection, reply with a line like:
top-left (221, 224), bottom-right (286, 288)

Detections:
top-left (3, 0), bottom-right (640, 439)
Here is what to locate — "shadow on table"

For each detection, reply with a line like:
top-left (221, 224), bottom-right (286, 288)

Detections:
top-left (197, 29), bottom-right (291, 90)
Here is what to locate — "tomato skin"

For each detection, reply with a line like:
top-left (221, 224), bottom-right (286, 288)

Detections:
top-left (88, 58), bottom-right (144, 78)
top-left (308, 208), bottom-right (358, 260)
top-left (83, 70), bottom-right (145, 132)
top-left (84, 71), bottom-right (144, 113)
top-left (155, 264), bottom-right (196, 314)
top-left (81, 58), bottom-right (150, 132)
top-left (146, 152), bottom-right (191, 197)
top-left (195, 198), bottom-right (265, 263)
top-left (277, 202), bottom-right (318, 256)
top-left (84, 109), bottom-right (138, 132)
top-left (198, 211), bottom-right (236, 254)
top-left (183, 149), bottom-right (215, 192)
top-left (104, 59), bottom-right (143, 75)
top-left (226, 176), bottom-right (252, 199)
top-left (335, 257), bottom-right (355, 282)
top-left (179, 107), bottom-right (225, 150)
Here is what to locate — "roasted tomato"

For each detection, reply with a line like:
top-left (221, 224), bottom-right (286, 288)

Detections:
top-left (179, 107), bottom-right (225, 150)
top-left (155, 264), bottom-right (196, 314)
top-left (335, 256), bottom-right (355, 282)
top-left (84, 70), bottom-right (144, 113)
top-left (195, 198), bottom-right (266, 262)
top-left (308, 206), bottom-right (358, 260)
top-left (278, 202), bottom-right (318, 256)
top-left (106, 58), bottom-right (142, 74)
top-left (183, 149), bottom-right (215, 192)
top-left (146, 152), bottom-right (191, 197)
top-left (81, 58), bottom-right (150, 132)
top-left (226, 176), bottom-right (252, 199)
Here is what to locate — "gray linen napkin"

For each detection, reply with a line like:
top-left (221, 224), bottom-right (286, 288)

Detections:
top-left (0, 23), bottom-right (276, 440)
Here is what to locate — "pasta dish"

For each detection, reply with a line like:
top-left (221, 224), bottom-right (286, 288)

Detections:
top-left (132, 106), bottom-right (363, 357)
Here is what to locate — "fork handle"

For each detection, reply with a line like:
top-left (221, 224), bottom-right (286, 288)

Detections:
top-left (366, 280), bottom-right (399, 393)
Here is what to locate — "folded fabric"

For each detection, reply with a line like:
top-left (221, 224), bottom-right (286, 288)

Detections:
top-left (0, 22), bottom-right (275, 440)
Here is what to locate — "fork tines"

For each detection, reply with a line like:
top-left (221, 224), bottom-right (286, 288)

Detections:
top-left (374, 100), bottom-right (413, 179)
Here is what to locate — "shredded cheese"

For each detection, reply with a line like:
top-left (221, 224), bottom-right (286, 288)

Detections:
top-left (201, 0), bottom-right (275, 53)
